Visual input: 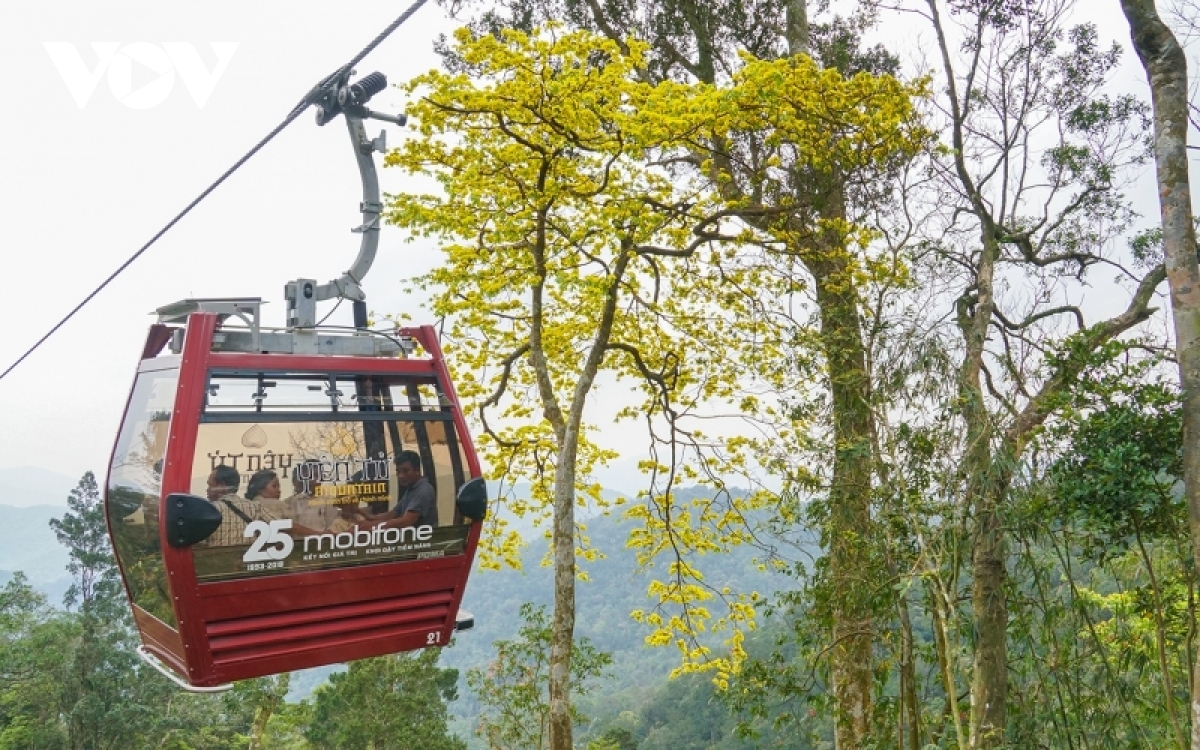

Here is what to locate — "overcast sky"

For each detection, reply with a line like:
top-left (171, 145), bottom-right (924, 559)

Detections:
top-left (0, 0), bottom-right (1178, 498)
top-left (0, 1), bottom-right (460, 483)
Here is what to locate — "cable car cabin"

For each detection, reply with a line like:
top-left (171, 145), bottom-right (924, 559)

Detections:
top-left (104, 301), bottom-right (486, 689)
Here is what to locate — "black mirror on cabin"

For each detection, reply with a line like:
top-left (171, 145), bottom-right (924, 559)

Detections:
top-left (455, 477), bottom-right (487, 522)
top-left (165, 493), bottom-right (223, 548)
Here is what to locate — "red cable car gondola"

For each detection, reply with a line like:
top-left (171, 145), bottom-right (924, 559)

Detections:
top-left (103, 69), bottom-right (486, 690)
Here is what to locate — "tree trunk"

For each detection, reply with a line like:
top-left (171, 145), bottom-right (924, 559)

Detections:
top-left (536, 246), bottom-right (630, 750)
top-left (923, 6), bottom-right (1013, 733)
top-left (961, 284), bottom-right (1009, 749)
top-left (1118, 3), bottom-right (1200, 747)
top-left (969, 483), bottom-right (1006, 749)
top-left (810, 219), bottom-right (875, 746)
top-left (959, 271), bottom-right (1002, 748)
top-left (791, 6), bottom-right (876, 743)
top-left (247, 673), bottom-right (289, 750)
top-left (931, 575), bottom-right (968, 749)
top-left (785, 0), bottom-right (809, 56)
top-left (897, 576), bottom-right (922, 750)
top-left (956, 218), bottom-right (1006, 748)
top-left (547, 437), bottom-right (580, 750)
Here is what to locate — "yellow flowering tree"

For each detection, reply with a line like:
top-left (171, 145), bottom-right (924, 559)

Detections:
top-left (385, 27), bottom-right (739, 750)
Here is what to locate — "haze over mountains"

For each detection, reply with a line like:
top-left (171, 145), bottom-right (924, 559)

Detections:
top-left (0, 467), bottom-right (80, 598)
top-left (0, 465), bottom-right (79, 508)
top-left (0, 506), bottom-right (72, 602)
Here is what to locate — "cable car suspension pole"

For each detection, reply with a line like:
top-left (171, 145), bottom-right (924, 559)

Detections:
top-left (285, 70), bottom-right (404, 332)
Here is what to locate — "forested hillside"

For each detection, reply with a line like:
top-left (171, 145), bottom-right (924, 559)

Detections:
top-left (442, 487), bottom-right (804, 747)
top-left (0, 478), bottom-right (803, 748)
top-left (374, 2), bottom-right (1199, 747)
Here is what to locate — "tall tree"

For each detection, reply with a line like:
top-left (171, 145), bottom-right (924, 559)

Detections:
top-left (50, 471), bottom-right (120, 615)
top-left (386, 28), bottom-right (736, 750)
top-left (901, 0), bottom-right (1167, 744)
top-left (52, 471), bottom-right (138, 750)
top-left (306, 650), bottom-right (465, 750)
top-left (466, 602), bottom-right (611, 750)
top-left (1116, 2), bottom-right (1200, 747)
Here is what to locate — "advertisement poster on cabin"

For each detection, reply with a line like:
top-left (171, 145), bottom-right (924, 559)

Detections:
top-left (192, 523), bottom-right (470, 581)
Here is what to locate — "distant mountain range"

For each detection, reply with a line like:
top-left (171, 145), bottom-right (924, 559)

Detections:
top-left (0, 502), bottom-right (73, 604)
top-left (0, 467), bottom-right (85, 604)
top-left (0, 465), bottom-right (82, 508)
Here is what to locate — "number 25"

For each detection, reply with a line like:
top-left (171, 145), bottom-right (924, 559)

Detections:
top-left (243, 520), bottom-right (295, 563)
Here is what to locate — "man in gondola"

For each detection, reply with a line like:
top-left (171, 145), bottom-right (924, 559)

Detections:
top-left (353, 450), bottom-right (438, 530)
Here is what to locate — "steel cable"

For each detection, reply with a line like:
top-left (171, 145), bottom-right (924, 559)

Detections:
top-left (0, 0), bottom-right (428, 382)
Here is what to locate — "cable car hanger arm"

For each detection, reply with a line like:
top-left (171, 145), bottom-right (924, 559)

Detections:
top-left (285, 70), bottom-right (406, 328)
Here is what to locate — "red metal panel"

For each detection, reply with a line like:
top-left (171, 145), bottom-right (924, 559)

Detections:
top-left (209, 602), bottom-right (451, 653)
top-left (214, 631), bottom-right (456, 683)
top-left (196, 565), bottom-right (466, 621)
top-left (207, 351), bottom-right (441, 376)
top-left (211, 611), bottom-right (448, 661)
top-left (160, 312), bottom-right (222, 685)
top-left (133, 606), bottom-right (187, 675)
top-left (402, 326), bottom-right (483, 479)
top-left (401, 325), bottom-right (484, 643)
top-left (207, 591), bottom-right (454, 637)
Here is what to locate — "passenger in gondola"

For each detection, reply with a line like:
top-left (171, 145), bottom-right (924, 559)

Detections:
top-left (283, 460), bottom-right (329, 530)
top-left (203, 465), bottom-right (320, 546)
top-left (206, 465), bottom-right (244, 504)
top-left (203, 465), bottom-right (264, 546)
top-left (289, 459), bottom-right (323, 498)
top-left (245, 469), bottom-right (285, 516)
top-left (323, 504), bottom-right (361, 535)
top-left (350, 450), bottom-right (437, 530)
